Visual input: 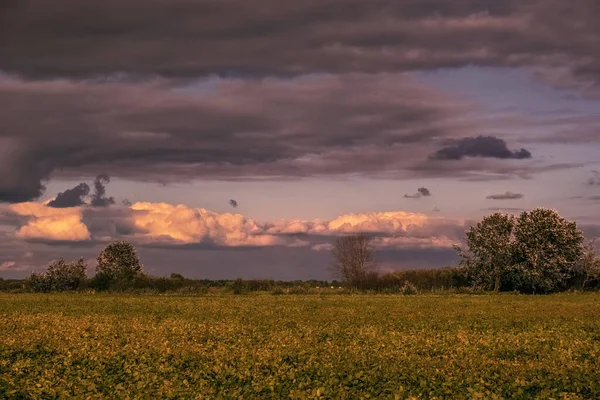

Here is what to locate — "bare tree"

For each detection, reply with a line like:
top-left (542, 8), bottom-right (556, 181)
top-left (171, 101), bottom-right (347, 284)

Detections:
top-left (329, 234), bottom-right (376, 286)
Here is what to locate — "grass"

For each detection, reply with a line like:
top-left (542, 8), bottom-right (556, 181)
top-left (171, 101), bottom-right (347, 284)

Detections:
top-left (1, 293), bottom-right (599, 399)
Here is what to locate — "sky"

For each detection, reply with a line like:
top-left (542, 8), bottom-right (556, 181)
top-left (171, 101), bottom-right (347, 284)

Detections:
top-left (0, 0), bottom-right (599, 279)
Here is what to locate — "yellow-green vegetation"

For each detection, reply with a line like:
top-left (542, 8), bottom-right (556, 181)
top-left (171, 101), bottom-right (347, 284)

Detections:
top-left (1, 293), bottom-right (599, 399)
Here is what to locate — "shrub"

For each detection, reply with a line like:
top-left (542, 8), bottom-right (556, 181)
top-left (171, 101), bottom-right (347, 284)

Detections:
top-left (25, 258), bottom-right (87, 292)
top-left (400, 281), bottom-right (418, 295)
top-left (231, 278), bottom-right (246, 295)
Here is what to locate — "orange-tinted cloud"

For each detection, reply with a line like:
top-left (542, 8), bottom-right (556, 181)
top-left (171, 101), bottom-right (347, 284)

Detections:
top-left (8, 202), bottom-right (90, 241)
top-left (131, 203), bottom-right (461, 249)
top-left (130, 202), bottom-right (285, 247)
top-left (5, 201), bottom-right (463, 249)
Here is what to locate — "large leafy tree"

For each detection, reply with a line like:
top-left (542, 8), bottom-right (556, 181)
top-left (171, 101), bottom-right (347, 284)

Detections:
top-left (454, 212), bottom-right (515, 292)
top-left (456, 208), bottom-right (585, 293)
top-left (511, 209), bottom-right (584, 293)
top-left (95, 240), bottom-right (143, 285)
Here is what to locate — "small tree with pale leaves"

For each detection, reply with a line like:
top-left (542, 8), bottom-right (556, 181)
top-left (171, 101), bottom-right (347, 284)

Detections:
top-left (511, 208), bottom-right (584, 293)
top-left (329, 234), bottom-right (376, 287)
top-left (454, 212), bottom-right (515, 292)
top-left (95, 240), bottom-right (143, 285)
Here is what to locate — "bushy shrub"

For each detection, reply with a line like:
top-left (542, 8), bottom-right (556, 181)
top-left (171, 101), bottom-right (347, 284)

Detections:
top-left (25, 258), bottom-right (87, 292)
top-left (400, 281), bottom-right (418, 295)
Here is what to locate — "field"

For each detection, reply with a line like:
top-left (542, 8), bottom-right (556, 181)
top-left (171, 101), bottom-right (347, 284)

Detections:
top-left (1, 293), bottom-right (600, 399)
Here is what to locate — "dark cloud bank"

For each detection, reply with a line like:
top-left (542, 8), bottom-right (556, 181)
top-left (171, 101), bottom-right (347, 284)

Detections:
top-left (1, 0), bottom-right (599, 87)
top-left (0, 72), bottom-right (538, 203)
top-left (430, 136), bottom-right (531, 161)
top-left (2, 0), bottom-right (597, 202)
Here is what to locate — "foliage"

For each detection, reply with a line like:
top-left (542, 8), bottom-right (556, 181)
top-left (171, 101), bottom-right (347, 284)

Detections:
top-left (0, 279), bottom-right (23, 293)
top-left (574, 239), bottom-right (600, 290)
top-left (25, 258), bottom-right (87, 293)
top-left (95, 241), bottom-right (143, 288)
top-left (1, 293), bottom-right (600, 398)
top-left (511, 208), bottom-right (584, 293)
top-left (329, 234), bottom-right (376, 286)
top-left (400, 280), bottom-right (418, 295)
top-left (456, 208), bottom-right (585, 293)
top-left (455, 212), bottom-right (515, 292)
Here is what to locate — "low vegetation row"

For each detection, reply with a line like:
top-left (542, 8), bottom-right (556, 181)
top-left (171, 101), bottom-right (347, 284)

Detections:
top-left (1, 208), bottom-right (599, 295)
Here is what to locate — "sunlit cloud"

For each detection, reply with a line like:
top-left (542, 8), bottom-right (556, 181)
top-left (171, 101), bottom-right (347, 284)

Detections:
top-left (8, 202), bottom-right (90, 241)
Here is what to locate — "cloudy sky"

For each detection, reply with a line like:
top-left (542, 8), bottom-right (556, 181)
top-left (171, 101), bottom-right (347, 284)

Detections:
top-left (1, 0), bottom-right (599, 279)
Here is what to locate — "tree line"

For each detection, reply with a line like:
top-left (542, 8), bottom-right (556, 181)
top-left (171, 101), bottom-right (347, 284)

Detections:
top-left (330, 208), bottom-right (600, 293)
top-left (8, 207), bottom-right (600, 294)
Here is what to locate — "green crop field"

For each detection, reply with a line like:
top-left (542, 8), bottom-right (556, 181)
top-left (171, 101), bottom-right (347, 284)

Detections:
top-left (1, 293), bottom-right (599, 399)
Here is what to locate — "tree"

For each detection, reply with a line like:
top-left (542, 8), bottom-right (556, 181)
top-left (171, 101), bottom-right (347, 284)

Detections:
top-left (95, 240), bottom-right (143, 285)
top-left (454, 212), bottom-right (515, 292)
top-left (455, 208), bottom-right (585, 293)
top-left (329, 234), bottom-right (376, 287)
top-left (26, 258), bottom-right (87, 292)
top-left (511, 208), bottom-right (584, 293)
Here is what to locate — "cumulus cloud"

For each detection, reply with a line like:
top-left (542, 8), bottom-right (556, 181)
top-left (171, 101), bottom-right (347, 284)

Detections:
top-left (129, 202), bottom-right (284, 247)
top-left (430, 136), bottom-right (532, 160)
top-left (4, 200), bottom-right (464, 250)
top-left (47, 183), bottom-right (90, 208)
top-left (8, 202), bottom-right (90, 241)
top-left (486, 191), bottom-right (524, 200)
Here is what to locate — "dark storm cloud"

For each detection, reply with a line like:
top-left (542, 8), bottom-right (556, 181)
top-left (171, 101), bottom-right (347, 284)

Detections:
top-left (1, 0), bottom-right (599, 92)
top-left (404, 187), bottom-right (431, 199)
top-left (486, 191), bottom-right (524, 200)
top-left (90, 174), bottom-right (115, 207)
top-left (0, 138), bottom-right (49, 203)
top-left (418, 188), bottom-right (431, 197)
top-left (0, 73), bottom-right (490, 201)
top-left (430, 136), bottom-right (532, 161)
top-left (47, 183), bottom-right (90, 208)
top-left (1, 0), bottom-right (594, 201)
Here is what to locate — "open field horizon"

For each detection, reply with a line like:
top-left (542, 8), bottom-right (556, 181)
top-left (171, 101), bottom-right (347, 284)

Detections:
top-left (2, 292), bottom-right (599, 398)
